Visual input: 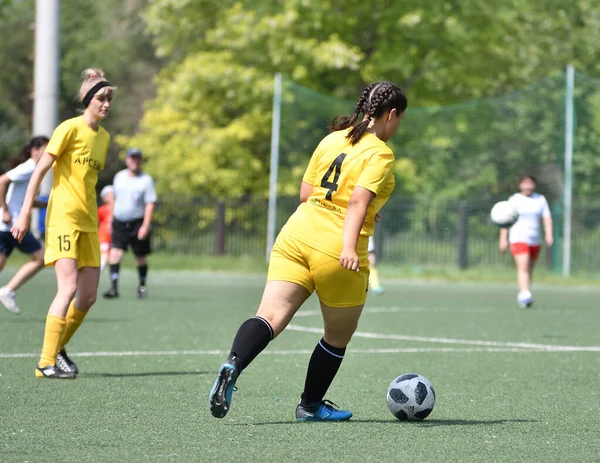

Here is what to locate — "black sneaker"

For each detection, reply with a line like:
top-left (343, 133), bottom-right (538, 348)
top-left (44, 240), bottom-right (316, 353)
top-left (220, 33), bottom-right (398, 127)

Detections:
top-left (56, 348), bottom-right (79, 375)
top-left (103, 288), bottom-right (119, 299)
top-left (35, 364), bottom-right (77, 379)
top-left (137, 285), bottom-right (148, 300)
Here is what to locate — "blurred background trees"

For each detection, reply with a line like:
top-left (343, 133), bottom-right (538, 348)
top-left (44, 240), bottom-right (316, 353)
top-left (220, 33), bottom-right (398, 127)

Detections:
top-left (2, 0), bottom-right (600, 198)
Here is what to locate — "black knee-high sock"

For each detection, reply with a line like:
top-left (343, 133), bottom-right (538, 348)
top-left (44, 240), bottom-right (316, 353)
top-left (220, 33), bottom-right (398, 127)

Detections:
top-left (138, 265), bottom-right (148, 286)
top-left (301, 338), bottom-right (346, 405)
top-left (228, 316), bottom-right (273, 373)
top-left (109, 264), bottom-right (120, 291)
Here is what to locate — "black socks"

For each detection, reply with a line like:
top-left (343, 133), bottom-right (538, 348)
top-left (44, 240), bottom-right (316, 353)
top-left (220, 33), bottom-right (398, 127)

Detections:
top-left (138, 265), bottom-right (148, 286)
top-left (226, 319), bottom-right (346, 406)
top-left (301, 338), bottom-right (346, 405)
top-left (229, 316), bottom-right (274, 372)
top-left (109, 264), bottom-right (120, 291)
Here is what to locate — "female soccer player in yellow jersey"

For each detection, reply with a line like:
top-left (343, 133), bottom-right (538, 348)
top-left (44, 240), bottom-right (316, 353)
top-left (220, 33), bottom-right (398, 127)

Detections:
top-left (11, 68), bottom-right (114, 379)
top-left (209, 81), bottom-right (407, 421)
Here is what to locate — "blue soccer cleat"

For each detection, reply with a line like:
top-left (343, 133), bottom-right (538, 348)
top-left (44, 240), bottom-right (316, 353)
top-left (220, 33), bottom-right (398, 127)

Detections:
top-left (209, 360), bottom-right (238, 418)
top-left (295, 400), bottom-right (353, 422)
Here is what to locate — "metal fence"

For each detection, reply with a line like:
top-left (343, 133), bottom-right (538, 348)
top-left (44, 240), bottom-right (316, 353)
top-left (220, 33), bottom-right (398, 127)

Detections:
top-left (152, 196), bottom-right (600, 273)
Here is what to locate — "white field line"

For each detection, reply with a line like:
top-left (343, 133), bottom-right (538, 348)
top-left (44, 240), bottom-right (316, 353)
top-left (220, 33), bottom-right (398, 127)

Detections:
top-left (295, 307), bottom-right (411, 317)
top-left (287, 324), bottom-right (600, 352)
top-left (0, 347), bottom-right (578, 359)
top-left (296, 306), bottom-right (581, 316)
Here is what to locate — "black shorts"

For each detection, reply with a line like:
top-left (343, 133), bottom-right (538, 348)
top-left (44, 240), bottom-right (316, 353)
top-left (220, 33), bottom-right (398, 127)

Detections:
top-left (0, 230), bottom-right (42, 257)
top-left (111, 219), bottom-right (151, 257)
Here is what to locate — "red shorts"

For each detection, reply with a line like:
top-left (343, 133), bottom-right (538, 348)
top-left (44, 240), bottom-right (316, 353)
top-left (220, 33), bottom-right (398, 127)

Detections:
top-left (510, 243), bottom-right (541, 261)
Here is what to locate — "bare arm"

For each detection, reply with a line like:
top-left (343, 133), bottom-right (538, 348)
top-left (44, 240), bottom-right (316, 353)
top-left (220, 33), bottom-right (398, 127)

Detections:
top-left (0, 174), bottom-right (11, 224)
top-left (11, 152), bottom-right (55, 241)
top-left (340, 186), bottom-right (375, 271)
top-left (543, 216), bottom-right (553, 247)
top-left (299, 181), bottom-right (313, 203)
top-left (142, 202), bottom-right (155, 229)
top-left (137, 202), bottom-right (156, 240)
top-left (499, 227), bottom-right (509, 252)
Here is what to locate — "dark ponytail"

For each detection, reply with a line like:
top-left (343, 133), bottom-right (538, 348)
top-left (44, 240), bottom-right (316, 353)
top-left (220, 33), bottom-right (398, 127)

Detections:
top-left (329, 81), bottom-right (407, 145)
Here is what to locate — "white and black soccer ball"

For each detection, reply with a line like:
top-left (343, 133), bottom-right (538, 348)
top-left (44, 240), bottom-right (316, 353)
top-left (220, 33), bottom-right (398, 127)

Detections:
top-left (386, 373), bottom-right (435, 421)
top-left (490, 200), bottom-right (519, 228)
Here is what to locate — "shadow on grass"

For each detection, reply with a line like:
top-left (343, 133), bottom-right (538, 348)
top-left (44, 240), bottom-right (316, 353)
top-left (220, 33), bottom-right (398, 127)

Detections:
top-left (228, 418), bottom-right (538, 426)
top-left (82, 371), bottom-right (208, 378)
top-left (411, 418), bottom-right (537, 426)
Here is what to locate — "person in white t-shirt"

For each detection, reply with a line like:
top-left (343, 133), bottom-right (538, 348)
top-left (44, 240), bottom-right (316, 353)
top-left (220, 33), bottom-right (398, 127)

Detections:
top-left (0, 137), bottom-right (49, 314)
top-left (103, 148), bottom-right (156, 300)
top-left (499, 174), bottom-right (553, 308)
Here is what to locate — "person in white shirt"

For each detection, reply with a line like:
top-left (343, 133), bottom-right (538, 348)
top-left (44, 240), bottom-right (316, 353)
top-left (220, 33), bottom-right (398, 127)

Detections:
top-left (499, 174), bottom-right (553, 308)
top-left (0, 137), bottom-right (49, 314)
top-left (103, 148), bottom-right (156, 300)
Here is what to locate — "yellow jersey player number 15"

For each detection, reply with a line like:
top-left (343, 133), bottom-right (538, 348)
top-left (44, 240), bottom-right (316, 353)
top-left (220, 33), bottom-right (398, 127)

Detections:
top-left (209, 81), bottom-right (407, 422)
top-left (11, 68), bottom-right (115, 379)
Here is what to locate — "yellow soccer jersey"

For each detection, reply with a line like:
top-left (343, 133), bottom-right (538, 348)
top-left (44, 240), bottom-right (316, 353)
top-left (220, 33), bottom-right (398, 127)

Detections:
top-left (281, 129), bottom-right (395, 259)
top-left (45, 116), bottom-right (110, 232)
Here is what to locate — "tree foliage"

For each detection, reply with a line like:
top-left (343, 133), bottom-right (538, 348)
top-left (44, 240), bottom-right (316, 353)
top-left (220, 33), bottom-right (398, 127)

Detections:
top-left (3, 1), bottom-right (600, 199)
top-left (0, 0), bottom-right (159, 183)
top-left (127, 0), bottom-right (600, 200)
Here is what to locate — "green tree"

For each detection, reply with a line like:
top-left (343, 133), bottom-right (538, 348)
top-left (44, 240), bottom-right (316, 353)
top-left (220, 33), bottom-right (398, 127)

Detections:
top-left (0, 0), bottom-right (159, 180)
top-left (0, 0), bottom-right (35, 165)
top-left (123, 0), bottom-right (600, 198)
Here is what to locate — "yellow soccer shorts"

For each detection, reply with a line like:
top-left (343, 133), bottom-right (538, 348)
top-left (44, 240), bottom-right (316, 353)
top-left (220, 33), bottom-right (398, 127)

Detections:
top-left (268, 231), bottom-right (369, 308)
top-left (44, 227), bottom-right (101, 268)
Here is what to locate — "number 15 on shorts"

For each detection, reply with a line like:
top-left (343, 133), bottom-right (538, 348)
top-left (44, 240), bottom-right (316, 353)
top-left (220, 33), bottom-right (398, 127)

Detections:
top-left (58, 234), bottom-right (71, 252)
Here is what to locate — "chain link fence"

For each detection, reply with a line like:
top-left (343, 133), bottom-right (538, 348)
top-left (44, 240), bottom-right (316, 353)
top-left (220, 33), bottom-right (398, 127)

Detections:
top-left (152, 195), bottom-right (600, 273)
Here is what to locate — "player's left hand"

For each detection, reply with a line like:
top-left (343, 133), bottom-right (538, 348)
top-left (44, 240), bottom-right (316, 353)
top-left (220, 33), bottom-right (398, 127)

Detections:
top-left (545, 235), bottom-right (554, 247)
top-left (11, 214), bottom-right (30, 243)
top-left (340, 248), bottom-right (360, 272)
top-left (375, 213), bottom-right (381, 223)
top-left (137, 225), bottom-right (149, 240)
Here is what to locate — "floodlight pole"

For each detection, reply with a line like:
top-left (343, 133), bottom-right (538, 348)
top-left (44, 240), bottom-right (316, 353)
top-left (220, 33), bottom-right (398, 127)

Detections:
top-left (562, 65), bottom-right (574, 277)
top-left (32, 0), bottom-right (60, 235)
top-left (266, 72), bottom-right (282, 262)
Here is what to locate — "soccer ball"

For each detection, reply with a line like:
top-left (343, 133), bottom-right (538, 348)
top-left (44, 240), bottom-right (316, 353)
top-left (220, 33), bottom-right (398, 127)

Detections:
top-left (490, 200), bottom-right (519, 227)
top-left (386, 373), bottom-right (435, 421)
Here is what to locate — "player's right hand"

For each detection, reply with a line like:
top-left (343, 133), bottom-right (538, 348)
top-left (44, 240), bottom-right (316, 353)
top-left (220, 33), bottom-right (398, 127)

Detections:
top-left (11, 214), bottom-right (30, 243)
top-left (340, 248), bottom-right (360, 272)
top-left (2, 209), bottom-right (10, 224)
top-left (499, 239), bottom-right (508, 252)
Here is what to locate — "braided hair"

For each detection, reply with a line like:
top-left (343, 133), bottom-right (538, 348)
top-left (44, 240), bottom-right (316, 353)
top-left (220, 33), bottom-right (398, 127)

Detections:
top-left (329, 81), bottom-right (407, 145)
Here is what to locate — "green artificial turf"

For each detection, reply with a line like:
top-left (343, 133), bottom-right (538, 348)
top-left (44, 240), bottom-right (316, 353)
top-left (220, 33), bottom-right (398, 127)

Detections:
top-left (1, 269), bottom-right (599, 462)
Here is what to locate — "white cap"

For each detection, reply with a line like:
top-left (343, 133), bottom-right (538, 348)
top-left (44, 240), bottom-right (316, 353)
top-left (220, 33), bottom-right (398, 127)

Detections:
top-left (100, 185), bottom-right (114, 199)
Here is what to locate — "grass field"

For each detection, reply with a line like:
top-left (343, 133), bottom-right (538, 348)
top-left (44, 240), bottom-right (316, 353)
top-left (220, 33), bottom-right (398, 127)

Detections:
top-left (1, 267), bottom-right (600, 462)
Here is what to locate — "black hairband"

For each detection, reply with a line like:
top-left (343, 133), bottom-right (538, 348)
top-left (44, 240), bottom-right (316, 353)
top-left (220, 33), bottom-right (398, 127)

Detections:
top-left (82, 81), bottom-right (111, 108)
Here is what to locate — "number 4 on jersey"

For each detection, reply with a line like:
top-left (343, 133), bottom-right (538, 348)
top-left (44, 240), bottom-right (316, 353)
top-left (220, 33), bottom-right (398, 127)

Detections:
top-left (320, 153), bottom-right (347, 200)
